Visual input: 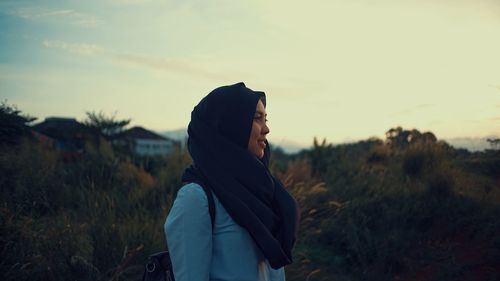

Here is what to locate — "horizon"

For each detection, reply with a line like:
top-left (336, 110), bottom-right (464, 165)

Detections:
top-left (28, 115), bottom-right (496, 153)
top-left (1, 0), bottom-right (499, 144)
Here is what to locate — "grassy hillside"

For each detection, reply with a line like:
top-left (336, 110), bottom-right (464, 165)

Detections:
top-left (1, 119), bottom-right (499, 280)
top-left (282, 133), bottom-right (500, 281)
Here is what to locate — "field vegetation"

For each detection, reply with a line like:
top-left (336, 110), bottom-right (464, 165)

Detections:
top-left (1, 103), bottom-right (499, 281)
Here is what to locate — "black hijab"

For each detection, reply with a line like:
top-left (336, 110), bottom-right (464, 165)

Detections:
top-left (182, 82), bottom-right (298, 269)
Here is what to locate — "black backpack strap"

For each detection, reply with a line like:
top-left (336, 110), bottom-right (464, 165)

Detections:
top-left (143, 182), bottom-right (216, 281)
top-left (199, 183), bottom-right (216, 228)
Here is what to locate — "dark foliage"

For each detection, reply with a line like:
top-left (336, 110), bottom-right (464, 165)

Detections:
top-left (1, 123), bottom-right (499, 281)
top-left (0, 101), bottom-right (36, 146)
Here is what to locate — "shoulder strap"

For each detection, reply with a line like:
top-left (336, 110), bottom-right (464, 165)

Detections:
top-left (199, 183), bottom-right (216, 228)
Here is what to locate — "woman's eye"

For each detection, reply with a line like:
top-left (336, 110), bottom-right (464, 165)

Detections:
top-left (254, 116), bottom-right (268, 123)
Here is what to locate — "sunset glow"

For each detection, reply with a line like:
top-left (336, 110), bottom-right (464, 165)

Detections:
top-left (1, 0), bottom-right (499, 147)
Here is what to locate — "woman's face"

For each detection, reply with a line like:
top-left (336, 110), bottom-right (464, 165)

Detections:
top-left (248, 99), bottom-right (270, 159)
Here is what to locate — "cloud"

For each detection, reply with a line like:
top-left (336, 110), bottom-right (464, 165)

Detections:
top-left (9, 7), bottom-right (103, 28)
top-left (107, 0), bottom-right (157, 4)
top-left (389, 104), bottom-right (434, 116)
top-left (43, 40), bottom-right (104, 56)
top-left (42, 40), bottom-right (230, 81)
top-left (110, 53), bottom-right (228, 80)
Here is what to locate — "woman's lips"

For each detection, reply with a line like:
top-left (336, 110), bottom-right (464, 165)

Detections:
top-left (258, 140), bottom-right (266, 149)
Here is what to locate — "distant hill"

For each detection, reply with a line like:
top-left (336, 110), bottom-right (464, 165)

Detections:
top-left (161, 128), bottom-right (309, 154)
top-left (161, 128), bottom-right (188, 142)
top-left (269, 139), bottom-right (309, 154)
top-left (161, 128), bottom-right (496, 153)
top-left (444, 136), bottom-right (497, 151)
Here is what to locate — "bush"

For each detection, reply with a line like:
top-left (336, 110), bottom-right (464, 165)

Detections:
top-left (2, 126), bottom-right (499, 281)
top-left (0, 138), bottom-right (181, 280)
top-left (302, 191), bottom-right (500, 281)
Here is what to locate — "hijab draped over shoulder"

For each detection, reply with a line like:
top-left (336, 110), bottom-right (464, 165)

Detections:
top-left (182, 82), bottom-right (299, 269)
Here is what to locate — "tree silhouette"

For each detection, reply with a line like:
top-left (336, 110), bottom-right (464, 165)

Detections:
top-left (83, 111), bottom-right (130, 140)
top-left (386, 127), bottom-right (436, 148)
top-left (0, 101), bottom-right (36, 145)
top-left (311, 137), bottom-right (333, 176)
top-left (486, 138), bottom-right (500, 150)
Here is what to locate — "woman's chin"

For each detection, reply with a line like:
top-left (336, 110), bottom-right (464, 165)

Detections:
top-left (257, 150), bottom-right (265, 159)
top-left (249, 149), bottom-right (264, 159)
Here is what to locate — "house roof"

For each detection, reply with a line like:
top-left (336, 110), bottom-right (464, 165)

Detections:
top-left (31, 117), bottom-right (89, 139)
top-left (120, 126), bottom-right (170, 141)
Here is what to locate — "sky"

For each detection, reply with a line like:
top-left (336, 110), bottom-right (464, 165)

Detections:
top-left (1, 0), bottom-right (499, 147)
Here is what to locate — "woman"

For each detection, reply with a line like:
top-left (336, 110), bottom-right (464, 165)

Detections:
top-left (164, 82), bottom-right (298, 281)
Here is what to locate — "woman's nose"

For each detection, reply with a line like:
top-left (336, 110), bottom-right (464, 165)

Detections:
top-left (262, 123), bottom-right (270, 135)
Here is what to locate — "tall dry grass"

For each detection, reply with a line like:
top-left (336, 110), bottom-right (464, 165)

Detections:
top-left (1, 130), bottom-right (499, 281)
